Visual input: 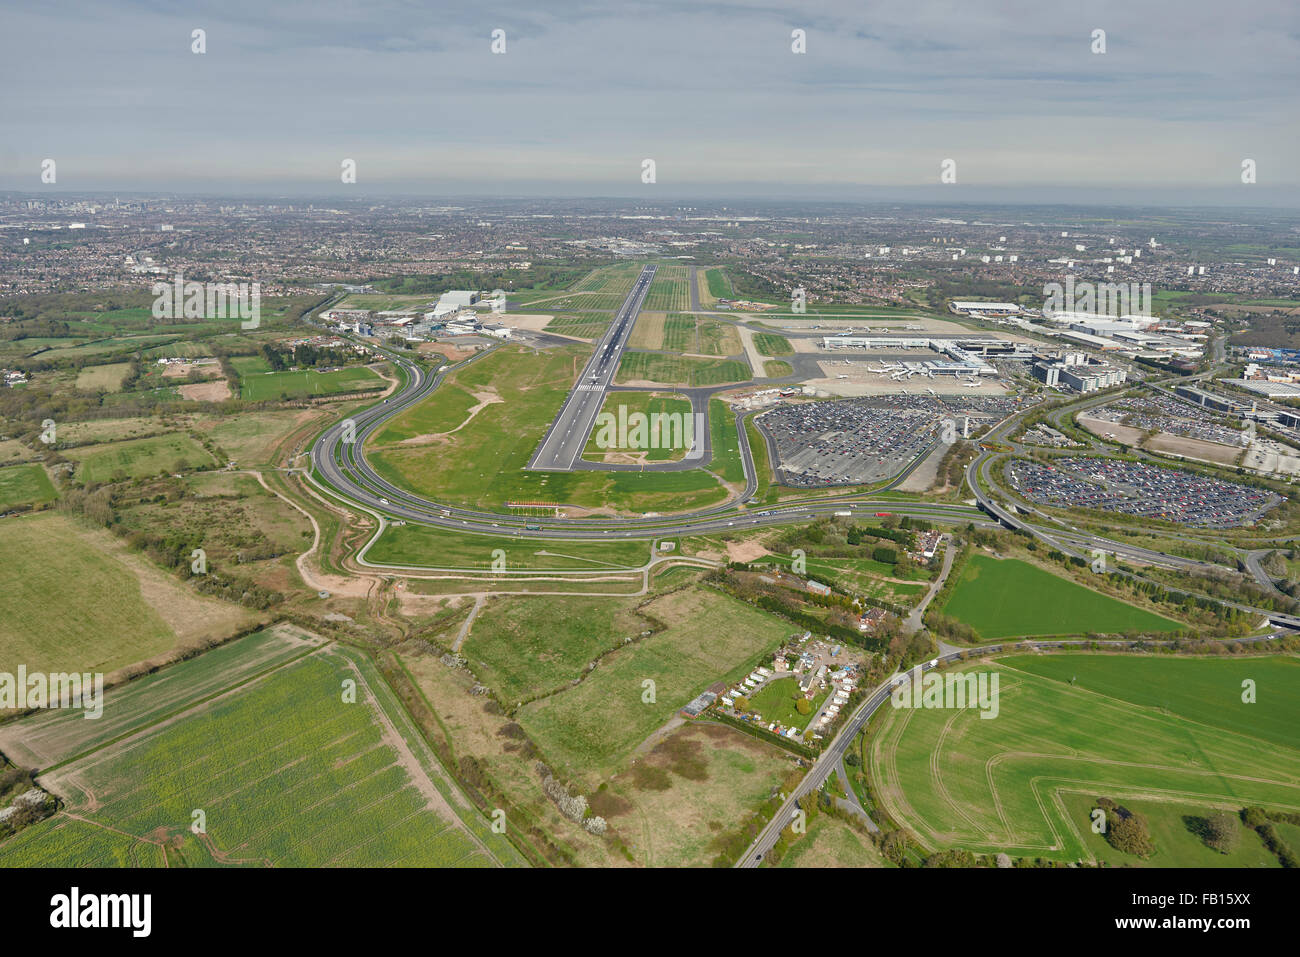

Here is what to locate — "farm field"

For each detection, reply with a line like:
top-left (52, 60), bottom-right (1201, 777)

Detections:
top-left (75, 361), bottom-right (132, 392)
top-left (999, 653), bottom-right (1300, 751)
top-left (366, 345), bottom-right (730, 515)
top-left (1060, 792), bottom-right (1278, 867)
top-left (0, 462), bottom-right (57, 511)
top-left (513, 588), bottom-right (793, 784)
top-left (582, 391), bottom-right (694, 463)
top-left (240, 365), bottom-right (386, 401)
top-left (195, 407), bottom-right (331, 466)
top-left (592, 722), bottom-right (799, 867)
top-left (616, 352), bottom-right (750, 387)
top-left (0, 512), bottom-right (259, 692)
top-left (0, 630), bottom-right (524, 867)
top-left (64, 432), bottom-right (214, 483)
top-left (868, 656), bottom-right (1300, 864)
top-left (463, 595), bottom-right (651, 705)
top-left (939, 555), bottom-right (1183, 639)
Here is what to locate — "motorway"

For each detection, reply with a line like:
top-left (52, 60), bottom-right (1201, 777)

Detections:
top-left (307, 336), bottom-right (992, 556)
top-left (527, 264), bottom-right (657, 471)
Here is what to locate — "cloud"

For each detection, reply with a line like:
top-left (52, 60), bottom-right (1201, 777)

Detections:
top-left (1, 0), bottom-right (1296, 199)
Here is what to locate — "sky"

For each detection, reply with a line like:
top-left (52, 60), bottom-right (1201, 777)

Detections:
top-left (2, 0), bottom-right (1298, 204)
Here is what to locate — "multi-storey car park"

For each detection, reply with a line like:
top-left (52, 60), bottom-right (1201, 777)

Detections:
top-left (1006, 456), bottom-right (1282, 527)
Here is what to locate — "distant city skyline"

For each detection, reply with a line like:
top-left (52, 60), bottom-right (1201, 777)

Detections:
top-left (3, 0), bottom-right (1298, 205)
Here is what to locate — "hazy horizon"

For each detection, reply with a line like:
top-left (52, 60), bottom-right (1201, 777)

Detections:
top-left (3, 0), bottom-right (1298, 205)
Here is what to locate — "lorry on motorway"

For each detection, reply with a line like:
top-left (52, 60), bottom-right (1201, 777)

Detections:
top-left (525, 524), bottom-right (541, 531)
top-left (834, 511), bottom-right (853, 517)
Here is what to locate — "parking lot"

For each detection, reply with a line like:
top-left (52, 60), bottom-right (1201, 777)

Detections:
top-left (758, 395), bottom-right (1018, 487)
top-left (1007, 456), bottom-right (1281, 527)
top-left (1088, 395), bottom-right (1246, 447)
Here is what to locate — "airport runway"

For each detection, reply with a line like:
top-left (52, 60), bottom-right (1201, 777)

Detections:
top-left (527, 264), bottom-right (657, 471)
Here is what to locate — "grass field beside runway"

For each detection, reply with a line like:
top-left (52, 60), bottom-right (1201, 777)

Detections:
top-left (704, 267), bottom-right (732, 300)
top-left (581, 391), bottom-right (694, 463)
top-left (616, 352), bottom-right (750, 387)
top-left (868, 656), bottom-right (1300, 864)
top-left (938, 555), bottom-right (1183, 638)
top-left (643, 265), bottom-right (691, 312)
top-left (544, 314), bottom-right (612, 339)
top-left (753, 333), bottom-right (793, 356)
top-left (366, 345), bottom-right (732, 515)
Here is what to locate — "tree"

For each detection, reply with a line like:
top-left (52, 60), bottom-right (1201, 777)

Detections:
top-left (795, 698), bottom-right (811, 716)
top-left (1104, 803), bottom-right (1156, 858)
top-left (1204, 811), bottom-right (1239, 854)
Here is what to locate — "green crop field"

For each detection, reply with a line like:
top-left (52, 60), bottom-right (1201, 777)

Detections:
top-left (230, 355), bottom-right (273, 376)
top-left (240, 365), bottom-right (385, 401)
top-left (0, 630), bottom-right (523, 868)
top-left (869, 655), bottom-right (1300, 864)
top-left (753, 333), bottom-right (793, 356)
top-left (65, 432), bottom-right (214, 483)
top-left (616, 352), bottom-right (751, 387)
top-left (0, 463), bottom-right (57, 511)
top-left (513, 588), bottom-right (795, 783)
top-left (0, 512), bottom-right (256, 689)
top-left (582, 391), bottom-right (693, 463)
top-left (939, 555), bottom-right (1182, 639)
top-left (366, 345), bottom-right (730, 515)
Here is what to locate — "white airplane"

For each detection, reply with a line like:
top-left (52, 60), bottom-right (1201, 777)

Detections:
top-left (963, 379), bottom-right (981, 388)
top-left (890, 371), bottom-right (907, 381)
top-left (926, 387), bottom-right (937, 396)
